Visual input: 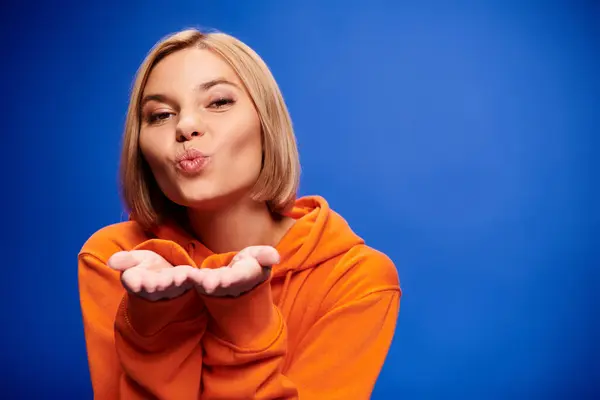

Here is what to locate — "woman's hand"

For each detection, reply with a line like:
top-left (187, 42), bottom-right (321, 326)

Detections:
top-left (108, 250), bottom-right (196, 302)
top-left (192, 246), bottom-right (280, 298)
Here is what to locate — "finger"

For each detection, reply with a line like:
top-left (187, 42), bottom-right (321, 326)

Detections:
top-left (150, 269), bottom-right (192, 301)
top-left (108, 251), bottom-right (139, 271)
top-left (238, 246), bottom-right (280, 266)
top-left (121, 268), bottom-right (143, 292)
top-left (219, 266), bottom-right (236, 288)
top-left (187, 269), bottom-right (212, 295)
top-left (202, 269), bottom-right (224, 294)
top-left (129, 250), bottom-right (172, 271)
top-left (140, 270), bottom-right (159, 293)
top-left (172, 265), bottom-right (195, 287)
top-left (187, 268), bottom-right (208, 286)
top-left (223, 263), bottom-right (260, 296)
top-left (232, 258), bottom-right (260, 282)
top-left (154, 270), bottom-right (176, 292)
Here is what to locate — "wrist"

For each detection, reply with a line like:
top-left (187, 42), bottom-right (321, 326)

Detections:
top-left (201, 278), bottom-right (282, 349)
top-left (121, 289), bottom-right (203, 338)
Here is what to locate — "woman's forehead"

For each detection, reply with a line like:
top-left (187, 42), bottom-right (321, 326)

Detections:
top-left (145, 48), bottom-right (240, 93)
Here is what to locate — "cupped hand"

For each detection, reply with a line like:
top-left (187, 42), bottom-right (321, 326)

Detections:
top-left (191, 246), bottom-right (280, 298)
top-left (108, 250), bottom-right (196, 302)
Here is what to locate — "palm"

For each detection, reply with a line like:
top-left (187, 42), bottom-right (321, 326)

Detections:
top-left (192, 246), bottom-right (280, 297)
top-left (108, 250), bottom-right (195, 301)
top-left (107, 246), bottom-right (280, 300)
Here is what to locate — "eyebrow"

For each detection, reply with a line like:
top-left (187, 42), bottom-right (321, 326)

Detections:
top-left (196, 78), bottom-right (239, 92)
top-left (140, 78), bottom-right (239, 107)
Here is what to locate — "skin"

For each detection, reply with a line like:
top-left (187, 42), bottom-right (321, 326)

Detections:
top-left (107, 47), bottom-right (295, 299)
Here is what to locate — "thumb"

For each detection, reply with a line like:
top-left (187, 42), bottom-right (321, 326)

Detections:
top-left (107, 251), bottom-right (139, 271)
top-left (239, 246), bottom-right (281, 267)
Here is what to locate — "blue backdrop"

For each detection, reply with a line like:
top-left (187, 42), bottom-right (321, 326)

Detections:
top-left (2, 1), bottom-right (598, 398)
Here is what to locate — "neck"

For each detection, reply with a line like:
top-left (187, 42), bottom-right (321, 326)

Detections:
top-left (186, 197), bottom-right (294, 254)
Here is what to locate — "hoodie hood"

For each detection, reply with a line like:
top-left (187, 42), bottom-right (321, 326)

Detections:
top-left (150, 195), bottom-right (364, 278)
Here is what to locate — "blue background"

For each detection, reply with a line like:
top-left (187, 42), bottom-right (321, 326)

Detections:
top-left (2, 1), bottom-right (598, 398)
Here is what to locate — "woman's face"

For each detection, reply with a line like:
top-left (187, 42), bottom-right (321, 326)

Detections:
top-left (139, 48), bottom-right (263, 210)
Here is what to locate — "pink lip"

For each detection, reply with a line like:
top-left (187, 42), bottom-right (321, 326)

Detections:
top-left (175, 148), bottom-right (208, 162)
top-left (175, 148), bottom-right (210, 175)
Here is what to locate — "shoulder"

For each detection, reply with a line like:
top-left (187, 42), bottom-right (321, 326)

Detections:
top-left (79, 221), bottom-right (151, 262)
top-left (339, 244), bottom-right (400, 290)
top-left (314, 244), bottom-right (400, 309)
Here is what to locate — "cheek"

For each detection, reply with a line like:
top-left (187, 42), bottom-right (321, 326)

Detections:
top-left (226, 114), bottom-right (263, 176)
top-left (138, 132), bottom-right (176, 190)
top-left (139, 132), bottom-right (183, 200)
top-left (140, 131), bottom-right (166, 167)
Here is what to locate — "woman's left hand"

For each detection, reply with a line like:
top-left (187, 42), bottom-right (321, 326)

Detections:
top-left (190, 246), bottom-right (280, 297)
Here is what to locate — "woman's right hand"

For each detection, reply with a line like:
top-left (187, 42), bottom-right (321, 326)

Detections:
top-left (107, 250), bottom-right (197, 302)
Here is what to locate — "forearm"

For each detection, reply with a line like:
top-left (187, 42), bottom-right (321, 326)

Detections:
top-left (200, 279), bottom-right (297, 399)
top-left (201, 288), bottom-right (400, 400)
top-left (115, 290), bottom-right (208, 399)
top-left (113, 238), bottom-right (209, 399)
top-left (285, 290), bottom-right (400, 399)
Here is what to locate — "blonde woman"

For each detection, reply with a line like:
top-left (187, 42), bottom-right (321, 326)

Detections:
top-left (78, 28), bottom-right (401, 400)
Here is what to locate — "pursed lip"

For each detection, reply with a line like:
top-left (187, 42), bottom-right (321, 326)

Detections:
top-left (175, 148), bottom-right (208, 163)
top-left (174, 147), bottom-right (211, 175)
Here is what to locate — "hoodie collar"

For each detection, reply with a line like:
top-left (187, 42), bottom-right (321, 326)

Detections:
top-left (150, 196), bottom-right (364, 278)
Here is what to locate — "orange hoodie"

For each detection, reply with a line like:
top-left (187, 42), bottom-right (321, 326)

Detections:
top-left (78, 196), bottom-right (401, 399)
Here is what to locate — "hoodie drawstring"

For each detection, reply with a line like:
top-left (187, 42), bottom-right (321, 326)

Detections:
top-left (187, 242), bottom-right (195, 261)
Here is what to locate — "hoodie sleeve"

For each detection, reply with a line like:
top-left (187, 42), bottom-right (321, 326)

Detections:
top-left (78, 239), bottom-right (207, 400)
top-left (282, 288), bottom-right (400, 399)
top-left (199, 251), bottom-right (401, 400)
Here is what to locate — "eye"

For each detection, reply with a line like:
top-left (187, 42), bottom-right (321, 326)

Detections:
top-left (208, 98), bottom-right (235, 109)
top-left (147, 112), bottom-right (174, 124)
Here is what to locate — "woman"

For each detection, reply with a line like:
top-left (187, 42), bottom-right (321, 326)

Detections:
top-left (78, 28), bottom-right (401, 400)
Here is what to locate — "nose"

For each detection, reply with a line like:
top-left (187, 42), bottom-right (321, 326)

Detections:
top-left (176, 112), bottom-right (206, 142)
top-left (177, 130), bottom-right (202, 143)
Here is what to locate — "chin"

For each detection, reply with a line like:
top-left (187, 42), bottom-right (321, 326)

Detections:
top-left (173, 189), bottom-right (234, 212)
top-left (164, 179), bottom-right (256, 212)
top-left (182, 197), bottom-right (222, 211)
top-left (174, 192), bottom-right (220, 209)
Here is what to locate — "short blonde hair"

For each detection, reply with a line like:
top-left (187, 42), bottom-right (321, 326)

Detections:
top-left (119, 28), bottom-right (300, 229)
